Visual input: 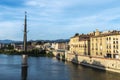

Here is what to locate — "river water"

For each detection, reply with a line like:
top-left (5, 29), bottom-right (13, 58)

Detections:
top-left (0, 54), bottom-right (120, 80)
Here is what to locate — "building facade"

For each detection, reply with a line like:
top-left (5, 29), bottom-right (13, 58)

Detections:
top-left (69, 29), bottom-right (120, 59)
top-left (69, 33), bottom-right (90, 56)
top-left (90, 30), bottom-right (120, 59)
top-left (52, 42), bottom-right (68, 59)
top-left (66, 29), bottom-right (120, 73)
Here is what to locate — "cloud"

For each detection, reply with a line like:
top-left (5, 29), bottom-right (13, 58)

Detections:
top-left (74, 0), bottom-right (115, 5)
top-left (26, 1), bottom-right (37, 6)
top-left (0, 21), bottom-right (23, 40)
top-left (69, 7), bottom-right (120, 24)
top-left (0, 0), bottom-right (120, 40)
top-left (25, 0), bottom-right (116, 7)
top-left (24, 0), bottom-right (120, 39)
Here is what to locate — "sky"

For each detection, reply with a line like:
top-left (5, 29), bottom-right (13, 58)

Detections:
top-left (0, 0), bottom-right (120, 40)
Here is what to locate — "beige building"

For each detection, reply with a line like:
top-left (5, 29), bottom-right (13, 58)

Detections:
top-left (67, 29), bottom-right (120, 73)
top-left (52, 42), bottom-right (68, 50)
top-left (90, 29), bottom-right (120, 59)
top-left (69, 33), bottom-right (90, 56)
top-left (69, 29), bottom-right (120, 59)
top-left (52, 42), bottom-right (68, 58)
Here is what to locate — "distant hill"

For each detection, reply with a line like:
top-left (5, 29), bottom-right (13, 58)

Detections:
top-left (0, 39), bottom-right (69, 44)
top-left (51, 39), bottom-right (69, 43)
top-left (35, 39), bottom-right (70, 43)
top-left (0, 39), bottom-right (22, 44)
top-left (0, 40), bottom-right (14, 44)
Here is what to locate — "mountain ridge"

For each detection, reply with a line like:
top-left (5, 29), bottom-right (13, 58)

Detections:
top-left (0, 39), bottom-right (69, 44)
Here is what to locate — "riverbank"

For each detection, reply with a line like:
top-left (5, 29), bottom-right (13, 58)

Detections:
top-left (55, 52), bottom-right (120, 73)
top-left (66, 53), bottom-right (120, 73)
top-left (0, 49), bottom-right (54, 57)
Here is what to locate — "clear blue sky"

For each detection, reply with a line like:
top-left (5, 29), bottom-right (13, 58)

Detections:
top-left (0, 0), bottom-right (120, 40)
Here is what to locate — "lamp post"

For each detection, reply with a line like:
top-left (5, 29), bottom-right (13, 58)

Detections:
top-left (21, 11), bottom-right (28, 80)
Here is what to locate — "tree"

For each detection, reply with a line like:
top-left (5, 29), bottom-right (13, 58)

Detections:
top-left (75, 33), bottom-right (79, 36)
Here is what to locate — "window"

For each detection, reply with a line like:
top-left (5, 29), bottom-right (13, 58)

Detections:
top-left (107, 51), bottom-right (108, 53)
top-left (96, 43), bottom-right (97, 46)
top-left (106, 54), bottom-right (112, 58)
top-left (107, 45), bottom-right (108, 49)
top-left (113, 50), bottom-right (115, 53)
top-left (116, 50), bottom-right (118, 53)
top-left (100, 52), bottom-right (102, 55)
top-left (116, 45), bottom-right (118, 49)
top-left (109, 37), bottom-right (111, 40)
top-left (116, 41), bottom-right (118, 44)
top-left (113, 45), bottom-right (115, 49)
top-left (96, 48), bottom-right (98, 50)
top-left (109, 45), bottom-right (111, 49)
top-left (113, 41), bottom-right (115, 44)
top-left (109, 51), bottom-right (111, 53)
top-left (96, 52), bottom-right (98, 55)
top-left (106, 38), bottom-right (108, 40)
top-left (113, 38), bottom-right (115, 40)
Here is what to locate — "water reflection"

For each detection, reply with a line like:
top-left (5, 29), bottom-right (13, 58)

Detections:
top-left (21, 66), bottom-right (28, 80)
top-left (0, 55), bottom-right (21, 80)
top-left (67, 63), bottom-right (120, 80)
top-left (0, 55), bottom-right (120, 80)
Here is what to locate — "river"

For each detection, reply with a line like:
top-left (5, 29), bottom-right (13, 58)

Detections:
top-left (0, 54), bottom-right (120, 80)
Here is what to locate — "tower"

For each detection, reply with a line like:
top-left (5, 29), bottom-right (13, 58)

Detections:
top-left (21, 11), bottom-right (28, 80)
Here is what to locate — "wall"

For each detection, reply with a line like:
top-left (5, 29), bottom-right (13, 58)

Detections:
top-left (66, 53), bottom-right (120, 73)
top-left (53, 50), bottom-right (67, 60)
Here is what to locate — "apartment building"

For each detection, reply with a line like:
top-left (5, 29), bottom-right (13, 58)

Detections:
top-left (69, 33), bottom-right (90, 56)
top-left (69, 29), bottom-right (120, 59)
top-left (90, 29), bottom-right (120, 59)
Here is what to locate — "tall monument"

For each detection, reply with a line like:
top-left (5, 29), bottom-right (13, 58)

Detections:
top-left (21, 12), bottom-right (28, 80)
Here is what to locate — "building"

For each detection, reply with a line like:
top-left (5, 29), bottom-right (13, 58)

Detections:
top-left (51, 42), bottom-right (68, 50)
top-left (69, 29), bottom-right (120, 59)
top-left (69, 33), bottom-right (91, 56)
top-left (90, 29), bottom-right (120, 59)
top-left (0, 43), bottom-right (5, 49)
top-left (52, 42), bottom-right (68, 59)
top-left (66, 29), bottom-right (120, 73)
top-left (14, 44), bottom-right (24, 52)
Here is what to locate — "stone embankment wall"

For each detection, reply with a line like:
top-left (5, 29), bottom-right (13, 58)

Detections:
top-left (66, 53), bottom-right (120, 73)
top-left (53, 50), bottom-right (66, 60)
